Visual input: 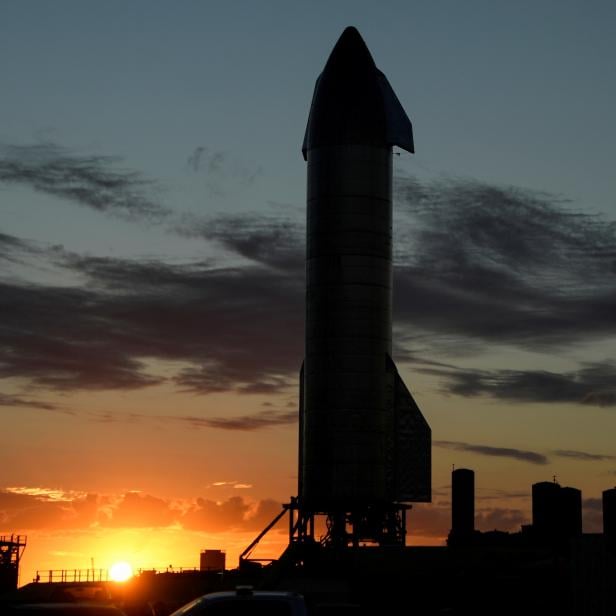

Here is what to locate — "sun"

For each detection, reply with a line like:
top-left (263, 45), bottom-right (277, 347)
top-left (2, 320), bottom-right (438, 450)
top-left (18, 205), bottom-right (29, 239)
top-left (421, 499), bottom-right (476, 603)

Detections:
top-left (109, 561), bottom-right (133, 582)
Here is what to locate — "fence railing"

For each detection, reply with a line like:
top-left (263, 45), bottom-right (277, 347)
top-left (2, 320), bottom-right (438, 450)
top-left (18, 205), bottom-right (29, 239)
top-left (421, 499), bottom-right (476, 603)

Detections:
top-left (35, 569), bottom-right (109, 583)
top-left (34, 566), bottom-right (203, 583)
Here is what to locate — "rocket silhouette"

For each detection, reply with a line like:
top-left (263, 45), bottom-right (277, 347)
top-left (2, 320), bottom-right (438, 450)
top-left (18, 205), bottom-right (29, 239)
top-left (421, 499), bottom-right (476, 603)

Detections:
top-left (299, 27), bottom-right (431, 514)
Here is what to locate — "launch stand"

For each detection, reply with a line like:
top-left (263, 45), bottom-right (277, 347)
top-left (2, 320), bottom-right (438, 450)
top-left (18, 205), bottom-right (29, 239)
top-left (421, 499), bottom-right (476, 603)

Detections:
top-left (239, 498), bottom-right (410, 572)
top-left (241, 25), bottom-right (431, 580)
top-left (289, 502), bottom-right (410, 549)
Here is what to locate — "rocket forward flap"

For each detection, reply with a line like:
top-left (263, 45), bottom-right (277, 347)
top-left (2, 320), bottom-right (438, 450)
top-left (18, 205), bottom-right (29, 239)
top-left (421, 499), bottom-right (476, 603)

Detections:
top-left (386, 355), bottom-right (431, 502)
top-left (302, 27), bottom-right (414, 159)
top-left (377, 70), bottom-right (414, 154)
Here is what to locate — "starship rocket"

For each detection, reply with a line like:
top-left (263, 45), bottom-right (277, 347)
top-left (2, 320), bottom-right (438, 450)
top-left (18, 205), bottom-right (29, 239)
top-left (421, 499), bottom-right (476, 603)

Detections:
top-left (298, 26), bottom-right (430, 542)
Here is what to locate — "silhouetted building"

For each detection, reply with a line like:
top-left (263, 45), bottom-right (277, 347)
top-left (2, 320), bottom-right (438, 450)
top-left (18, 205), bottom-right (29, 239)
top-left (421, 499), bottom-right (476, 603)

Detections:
top-left (447, 468), bottom-right (475, 547)
top-left (532, 481), bottom-right (560, 537)
top-left (560, 486), bottom-right (583, 536)
top-left (200, 549), bottom-right (226, 572)
top-left (603, 487), bottom-right (616, 551)
top-left (532, 480), bottom-right (582, 547)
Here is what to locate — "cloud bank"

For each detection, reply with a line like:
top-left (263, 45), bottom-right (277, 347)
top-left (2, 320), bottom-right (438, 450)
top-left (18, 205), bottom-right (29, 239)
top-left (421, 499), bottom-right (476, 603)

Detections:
top-left (0, 488), bottom-right (285, 534)
top-left (2, 143), bottom-right (616, 419)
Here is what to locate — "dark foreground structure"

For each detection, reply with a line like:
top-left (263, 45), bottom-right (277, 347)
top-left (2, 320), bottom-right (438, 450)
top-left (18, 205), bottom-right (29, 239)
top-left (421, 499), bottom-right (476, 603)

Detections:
top-left (0, 535), bottom-right (27, 594)
top-left (3, 539), bottom-right (615, 616)
top-left (295, 24), bottom-right (430, 551)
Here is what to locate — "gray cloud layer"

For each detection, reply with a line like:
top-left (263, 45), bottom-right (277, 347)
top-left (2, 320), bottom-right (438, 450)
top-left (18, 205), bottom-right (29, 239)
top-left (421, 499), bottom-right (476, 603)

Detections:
top-left (419, 362), bottom-right (616, 407)
top-left (0, 143), bottom-right (169, 221)
top-left (0, 256), bottom-right (303, 393)
top-left (2, 143), bottom-right (616, 418)
top-left (393, 175), bottom-right (616, 350)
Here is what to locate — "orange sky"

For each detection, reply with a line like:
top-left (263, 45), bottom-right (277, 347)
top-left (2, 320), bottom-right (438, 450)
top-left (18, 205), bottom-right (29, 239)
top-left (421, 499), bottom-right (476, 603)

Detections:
top-left (3, 367), bottom-right (612, 587)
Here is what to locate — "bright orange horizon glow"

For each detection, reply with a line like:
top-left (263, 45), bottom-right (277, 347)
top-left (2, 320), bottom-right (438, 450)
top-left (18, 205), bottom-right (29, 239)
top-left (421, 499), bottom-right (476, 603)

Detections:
top-left (109, 561), bottom-right (133, 582)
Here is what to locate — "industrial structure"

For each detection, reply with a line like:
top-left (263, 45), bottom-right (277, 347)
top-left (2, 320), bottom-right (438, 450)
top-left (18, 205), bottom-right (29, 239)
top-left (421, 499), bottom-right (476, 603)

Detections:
top-left (449, 468), bottom-right (475, 543)
top-left (294, 24), bottom-right (431, 551)
top-left (239, 27), bottom-right (431, 564)
top-left (532, 480), bottom-right (582, 546)
top-left (0, 534), bottom-right (26, 593)
top-left (200, 550), bottom-right (226, 573)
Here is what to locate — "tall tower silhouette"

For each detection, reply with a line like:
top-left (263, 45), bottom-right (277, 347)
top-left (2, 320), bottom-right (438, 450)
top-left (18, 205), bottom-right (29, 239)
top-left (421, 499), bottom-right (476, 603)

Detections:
top-left (603, 486), bottom-right (616, 552)
top-left (532, 480), bottom-right (582, 547)
top-left (450, 468), bottom-right (474, 543)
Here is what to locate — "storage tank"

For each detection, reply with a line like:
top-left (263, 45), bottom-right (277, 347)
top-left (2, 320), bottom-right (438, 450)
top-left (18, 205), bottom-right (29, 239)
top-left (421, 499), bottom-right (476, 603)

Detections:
top-left (200, 549), bottom-right (226, 572)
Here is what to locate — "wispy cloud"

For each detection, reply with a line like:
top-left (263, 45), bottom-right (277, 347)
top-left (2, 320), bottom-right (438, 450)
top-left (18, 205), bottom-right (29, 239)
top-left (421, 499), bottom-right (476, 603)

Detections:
top-left (553, 449), bottom-right (616, 461)
top-left (0, 393), bottom-right (66, 412)
top-left (0, 257), bottom-right (302, 393)
top-left (173, 410), bottom-right (297, 431)
top-left (0, 231), bottom-right (38, 266)
top-left (475, 488), bottom-right (530, 501)
top-left (186, 146), bottom-right (263, 196)
top-left (0, 142), bottom-right (169, 221)
top-left (434, 440), bottom-right (548, 465)
top-left (89, 409), bottom-right (297, 432)
top-left (475, 507), bottom-right (527, 532)
top-left (209, 481), bottom-right (253, 489)
top-left (5, 486), bottom-right (87, 502)
top-left (175, 213), bottom-right (303, 274)
top-left (423, 362), bottom-right (616, 407)
top-left (393, 175), bottom-right (616, 350)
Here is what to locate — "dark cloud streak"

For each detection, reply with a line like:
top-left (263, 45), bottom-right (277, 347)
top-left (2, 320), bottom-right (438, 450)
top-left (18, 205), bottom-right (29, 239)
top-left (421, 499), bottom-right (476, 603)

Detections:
top-left (0, 256), bottom-right (303, 396)
top-left (175, 213), bottom-right (304, 274)
top-left (0, 142), bottom-right (169, 222)
top-left (434, 440), bottom-right (548, 465)
top-left (424, 362), bottom-right (616, 406)
top-left (0, 393), bottom-right (66, 413)
top-left (176, 409), bottom-right (297, 431)
top-left (553, 449), bottom-right (616, 461)
top-left (393, 175), bottom-right (616, 350)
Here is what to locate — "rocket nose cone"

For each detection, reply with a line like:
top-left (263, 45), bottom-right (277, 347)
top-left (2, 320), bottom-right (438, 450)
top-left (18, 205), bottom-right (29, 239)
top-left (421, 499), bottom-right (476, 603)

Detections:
top-left (324, 26), bottom-right (377, 76)
top-left (303, 25), bottom-right (414, 157)
top-left (301, 27), bottom-right (385, 156)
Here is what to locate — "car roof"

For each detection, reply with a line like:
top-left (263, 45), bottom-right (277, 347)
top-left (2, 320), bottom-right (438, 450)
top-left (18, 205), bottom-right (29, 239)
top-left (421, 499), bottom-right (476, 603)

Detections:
top-left (203, 591), bottom-right (304, 600)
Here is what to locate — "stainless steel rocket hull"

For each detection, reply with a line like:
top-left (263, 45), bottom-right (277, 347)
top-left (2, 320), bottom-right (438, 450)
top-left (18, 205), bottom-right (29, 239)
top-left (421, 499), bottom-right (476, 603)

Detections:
top-left (299, 27), bottom-right (430, 514)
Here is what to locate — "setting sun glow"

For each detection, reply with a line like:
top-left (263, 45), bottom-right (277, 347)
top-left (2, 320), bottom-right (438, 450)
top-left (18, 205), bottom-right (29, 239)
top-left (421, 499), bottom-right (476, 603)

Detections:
top-left (109, 561), bottom-right (133, 582)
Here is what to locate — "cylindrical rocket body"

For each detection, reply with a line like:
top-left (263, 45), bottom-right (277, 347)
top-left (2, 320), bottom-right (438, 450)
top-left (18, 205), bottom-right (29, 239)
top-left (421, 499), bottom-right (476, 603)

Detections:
top-left (302, 144), bottom-right (393, 510)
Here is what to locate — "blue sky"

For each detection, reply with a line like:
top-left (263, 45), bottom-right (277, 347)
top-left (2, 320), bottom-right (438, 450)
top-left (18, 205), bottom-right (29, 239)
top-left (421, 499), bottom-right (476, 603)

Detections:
top-left (3, 1), bottom-right (615, 217)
